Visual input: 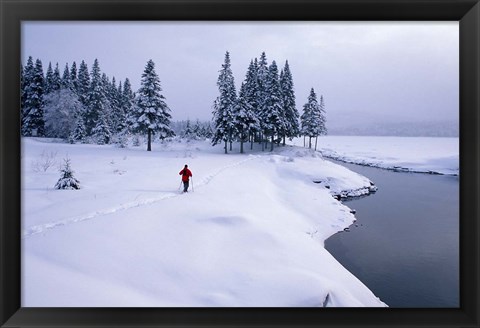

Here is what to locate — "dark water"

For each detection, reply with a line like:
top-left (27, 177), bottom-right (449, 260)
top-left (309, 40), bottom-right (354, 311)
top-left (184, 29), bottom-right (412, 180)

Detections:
top-left (324, 161), bottom-right (459, 308)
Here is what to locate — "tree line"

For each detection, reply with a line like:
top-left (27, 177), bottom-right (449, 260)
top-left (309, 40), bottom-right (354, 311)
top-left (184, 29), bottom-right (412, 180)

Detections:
top-left (212, 51), bottom-right (327, 153)
top-left (21, 57), bottom-right (173, 151)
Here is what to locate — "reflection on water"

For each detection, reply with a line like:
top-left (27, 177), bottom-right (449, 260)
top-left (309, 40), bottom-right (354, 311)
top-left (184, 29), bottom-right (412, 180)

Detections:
top-left (325, 161), bottom-right (459, 308)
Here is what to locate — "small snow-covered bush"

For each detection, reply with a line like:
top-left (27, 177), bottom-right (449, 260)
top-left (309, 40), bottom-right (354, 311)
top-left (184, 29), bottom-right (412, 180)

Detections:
top-left (54, 158), bottom-right (80, 190)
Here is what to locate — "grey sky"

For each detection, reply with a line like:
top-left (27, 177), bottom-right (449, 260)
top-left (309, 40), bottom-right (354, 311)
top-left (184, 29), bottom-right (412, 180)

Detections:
top-left (22, 21), bottom-right (459, 126)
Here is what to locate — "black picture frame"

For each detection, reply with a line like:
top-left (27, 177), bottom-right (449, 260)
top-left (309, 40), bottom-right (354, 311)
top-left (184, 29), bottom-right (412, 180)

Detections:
top-left (1, 0), bottom-right (478, 327)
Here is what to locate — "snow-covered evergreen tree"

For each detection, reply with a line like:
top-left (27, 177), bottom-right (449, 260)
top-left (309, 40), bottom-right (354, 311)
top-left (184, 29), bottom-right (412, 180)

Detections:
top-left (301, 88), bottom-right (325, 149)
top-left (182, 119), bottom-right (194, 140)
top-left (22, 58), bottom-right (46, 136)
top-left (212, 51), bottom-right (237, 154)
top-left (70, 113), bottom-right (87, 143)
top-left (54, 158), bottom-right (80, 190)
top-left (243, 59), bottom-right (261, 149)
top-left (192, 119), bottom-right (202, 139)
top-left (61, 63), bottom-right (71, 90)
top-left (263, 60), bottom-right (284, 151)
top-left (256, 52), bottom-right (269, 150)
top-left (85, 59), bottom-right (107, 135)
top-left (44, 62), bottom-right (54, 95)
top-left (130, 59), bottom-right (174, 151)
top-left (92, 108), bottom-right (112, 145)
top-left (51, 63), bottom-right (62, 92)
top-left (234, 82), bottom-right (260, 153)
top-left (280, 60), bottom-right (299, 144)
top-left (121, 78), bottom-right (135, 132)
top-left (77, 60), bottom-right (90, 107)
top-left (70, 62), bottom-right (78, 93)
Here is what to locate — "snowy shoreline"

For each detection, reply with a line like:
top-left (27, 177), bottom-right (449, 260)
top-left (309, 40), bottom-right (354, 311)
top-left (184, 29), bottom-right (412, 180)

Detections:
top-left (289, 136), bottom-right (459, 177)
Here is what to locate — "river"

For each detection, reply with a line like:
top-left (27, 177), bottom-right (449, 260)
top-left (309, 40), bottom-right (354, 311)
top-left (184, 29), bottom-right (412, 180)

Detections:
top-left (325, 160), bottom-right (459, 308)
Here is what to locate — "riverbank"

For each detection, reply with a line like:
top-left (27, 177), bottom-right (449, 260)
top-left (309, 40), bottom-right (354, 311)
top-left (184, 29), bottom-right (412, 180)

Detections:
top-left (326, 160), bottom-right (459, 307)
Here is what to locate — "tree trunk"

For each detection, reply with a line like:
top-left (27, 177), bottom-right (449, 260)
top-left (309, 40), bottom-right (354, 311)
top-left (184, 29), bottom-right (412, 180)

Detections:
top-left (250, 133), bottom-right (254, 150)
top-left (309, 137), bottom-right (312, 149)
top-left (261, 133), bottom-right (265, 151)
top-left (147, 129), bottom-right (152, 151)
top-left (303, 136), bottom-right (306, 148)
top-left (315, 136), bottom-right (318, 151)
top-left (224, 140), bottom-right (228, 154)
top-left (270, 135), bottom-right (274, 151)
top-left (230, 141), bottom-right (233, 151)
top-left (283, 135), bottom-right (286, 146)
top-left (240, 134), bottom-right (244, 154)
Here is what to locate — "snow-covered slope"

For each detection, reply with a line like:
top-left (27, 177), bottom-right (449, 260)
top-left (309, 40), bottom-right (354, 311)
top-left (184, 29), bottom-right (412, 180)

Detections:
top-left (21, 137), bottom-right (385, 307)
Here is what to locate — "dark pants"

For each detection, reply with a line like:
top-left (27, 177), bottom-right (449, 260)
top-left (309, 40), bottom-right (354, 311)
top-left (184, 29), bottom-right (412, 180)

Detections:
top-left (183, 181), bottom-right (189, 192)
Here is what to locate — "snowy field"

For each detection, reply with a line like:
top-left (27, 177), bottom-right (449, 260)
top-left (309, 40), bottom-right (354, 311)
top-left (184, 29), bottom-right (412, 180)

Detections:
top-left (22, 136), bottom-right (386, 307)
top-left (21, 135), bottom-right (459, 307)
top-left (290, 136), bottom-right (459, 176)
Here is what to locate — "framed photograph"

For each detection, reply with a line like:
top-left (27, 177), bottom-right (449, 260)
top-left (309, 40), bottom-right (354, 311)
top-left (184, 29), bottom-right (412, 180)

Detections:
top-left (1, 0), bottom-right (478, 327)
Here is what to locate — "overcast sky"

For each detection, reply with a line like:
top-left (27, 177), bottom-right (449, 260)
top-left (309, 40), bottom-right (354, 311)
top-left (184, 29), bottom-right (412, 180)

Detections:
top-left (22, 21), bottom-right (459, 126)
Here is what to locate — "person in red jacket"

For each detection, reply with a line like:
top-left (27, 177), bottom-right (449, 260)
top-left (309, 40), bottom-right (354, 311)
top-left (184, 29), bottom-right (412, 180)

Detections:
top-left (179, 164), bottom-right (193, 193)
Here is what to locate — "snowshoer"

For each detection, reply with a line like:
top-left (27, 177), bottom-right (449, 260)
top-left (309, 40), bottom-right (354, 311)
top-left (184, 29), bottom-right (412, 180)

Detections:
top-left (179, 164), bottom-right (193, 193)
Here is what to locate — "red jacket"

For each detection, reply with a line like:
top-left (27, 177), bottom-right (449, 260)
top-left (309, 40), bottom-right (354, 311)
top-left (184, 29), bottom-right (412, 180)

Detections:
top-left (179, 168), bottom-right (192, 182)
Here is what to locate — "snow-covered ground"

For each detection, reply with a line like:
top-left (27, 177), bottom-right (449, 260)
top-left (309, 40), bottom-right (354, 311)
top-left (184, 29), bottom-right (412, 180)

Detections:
top-left (290, 136), bottom-right (459, 176)
top-left (22, 137), bottom-right (384, 307)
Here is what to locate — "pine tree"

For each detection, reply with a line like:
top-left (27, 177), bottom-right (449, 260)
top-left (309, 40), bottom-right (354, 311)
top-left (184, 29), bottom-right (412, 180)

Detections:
top-left (301, 88), bottom-right (324, 149)
top-left (54, 158), bottom-right (80, 190)
top-left (243, 59), bottom-right (261, 149)
top-left (121, 78), bottom-right (135, 132)
top-left (182, 119), bottom-right (194, 140)
top-left (77, 60), bottom-right (90, 106)
top-left (20, 64), bottom-right (26, 121)
top-left (92, 108), bottom-right (112, 145)
top-left (21, 57), bottom-right (35, 129)
top-left (280, 60), bottom-right (299, 145)
top-left (192, 119), bottom-right (202, 139)
top-left (212, 51), bottom-right (237, 154)
top-left (70, 113), bottom-right (87, 143)
top-left (22, 58), bottom-right (46, 136)
top-left (85, 59), bottom-right (107, 135)
top-left (70, 62), bottom-right (78, 93)
top-left (263, 60), bottom-right (284, 151)
top-left (234, 82), bottom-right (260, 153)
top-left (44, 62), bottom-right (54, 94)
top-left (51, 63), bottom-right (62, 92)
top-left (256, 52), bottom-right (269, 150)
top-left (61, 63), bottom-right (71, 90)
top-left (130, 59), bottom-right (174, 151)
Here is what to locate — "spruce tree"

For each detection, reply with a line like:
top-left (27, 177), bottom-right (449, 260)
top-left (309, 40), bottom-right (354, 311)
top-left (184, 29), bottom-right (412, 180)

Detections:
top-left (280, 60), bottom-right (299, 145)
top-left (61, 63), bottom-right (71, 89)
top-left (70, 62), bottom-right (78, 93)
top-left (131, 59), bottom-right (174, 151)
top-left (54, 158), bottom-right (80, 190)
top-left (51, 63), bottom-right (62, 92)
top-left (77, 60), bottom-right (90, 106)
top-left (263, 60), bottom-right (284, 151)
top-left (22, 58), bottom-right (46, 136)
top-left (21, 57), bottom-right (35, 130)
top-left (256, 52), bottom-right (269, 150)
top-left (301, 88), bottom-right (323, 149)
top-left (234, 82), bottom-right (260, 153)
top-left (85, 59), bottom-right (106, 135)
top-left (44, 62), bottom-right (54, 94)
top-left (212, 51), bottom-right (237, 154)
top-left (243, 59), bottom-right (261, 149)
top-left (121, 78), bottom-right (135, 132)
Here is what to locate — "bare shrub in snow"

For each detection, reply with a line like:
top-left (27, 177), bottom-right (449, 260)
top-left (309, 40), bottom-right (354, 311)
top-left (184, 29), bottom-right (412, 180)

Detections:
top-left (31, 150), bottom-right (58, 172)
